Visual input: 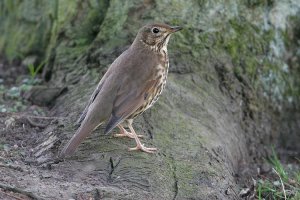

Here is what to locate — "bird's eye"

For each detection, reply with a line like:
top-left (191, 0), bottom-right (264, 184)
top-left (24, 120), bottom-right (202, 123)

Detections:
top-left (152, 28), bottom-right (160, 34)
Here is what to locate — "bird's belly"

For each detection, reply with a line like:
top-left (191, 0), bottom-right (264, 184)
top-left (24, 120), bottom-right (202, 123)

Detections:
top-left (128, 65), bottom-right (168, 119)
top-left (145, 78), bottom-right (166, 109)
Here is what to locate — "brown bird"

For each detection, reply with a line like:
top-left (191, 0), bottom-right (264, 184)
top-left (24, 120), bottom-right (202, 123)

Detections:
top-left (60, 23), bottom-right (182, 157)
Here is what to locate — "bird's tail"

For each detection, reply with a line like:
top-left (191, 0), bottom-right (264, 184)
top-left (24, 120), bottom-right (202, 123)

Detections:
top-left (60, 121), bottom-right (102, 158)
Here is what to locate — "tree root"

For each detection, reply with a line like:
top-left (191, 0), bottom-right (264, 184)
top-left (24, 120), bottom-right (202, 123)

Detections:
top-left (3, 112), bottom-right (65, 129)
top-left (0, 183), bottom-right (43, 200)
top-left (0, 163), bottom-right (25, 172)
top-left (3, 112), bottom-right (65, 120)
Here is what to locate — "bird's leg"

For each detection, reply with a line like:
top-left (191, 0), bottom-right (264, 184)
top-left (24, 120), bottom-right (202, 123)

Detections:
top-left (114, 125), bottom-right (143, 138)
top-left (127, 123), bottom-right (157, 153)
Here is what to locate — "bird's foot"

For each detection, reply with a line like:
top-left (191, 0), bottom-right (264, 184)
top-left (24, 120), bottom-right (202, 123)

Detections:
top-left (114, 130), bottom-right (144, 139)
top-left (128, 144), bottom-right (157, 153)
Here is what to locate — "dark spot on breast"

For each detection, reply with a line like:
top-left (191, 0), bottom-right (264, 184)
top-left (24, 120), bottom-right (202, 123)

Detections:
top-left (144, 93), bottom-right (148, 100)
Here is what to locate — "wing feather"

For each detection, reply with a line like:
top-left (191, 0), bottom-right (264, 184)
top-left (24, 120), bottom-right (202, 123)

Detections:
top-left (104, 79), bottom-right (158, 134)
top-left (76, 82), bottom-right (104, 125)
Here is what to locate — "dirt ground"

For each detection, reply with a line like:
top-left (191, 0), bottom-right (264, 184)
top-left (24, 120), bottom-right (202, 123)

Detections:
top-left (0, 112), bottom-right (111, 200)
top-left (0, 60), bottom-right (97, 200)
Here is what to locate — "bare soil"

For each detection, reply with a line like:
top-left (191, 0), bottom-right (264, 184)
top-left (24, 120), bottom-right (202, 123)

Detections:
top-left (0, 60), bottom-right (90, 200)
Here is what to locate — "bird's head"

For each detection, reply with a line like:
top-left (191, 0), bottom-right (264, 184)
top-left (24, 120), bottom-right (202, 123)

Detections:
top-left (134, 23), bottom-right (182, 52)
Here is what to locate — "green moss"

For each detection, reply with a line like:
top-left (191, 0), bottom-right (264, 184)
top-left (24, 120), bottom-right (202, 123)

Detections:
top-left (212, 17), bottom-right (276, 89)
top-left (0, 1), bottom-right (54, 61)
top-left (175, 162), bottom-right (197, 192)
top-left (94, 0), bottom-right (135, 48)
top-left (245, 0), bottom-right (274, 8)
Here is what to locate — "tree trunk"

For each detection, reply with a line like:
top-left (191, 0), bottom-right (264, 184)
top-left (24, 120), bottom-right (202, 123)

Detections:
top-left (0, 0), bottom-right (299, 199)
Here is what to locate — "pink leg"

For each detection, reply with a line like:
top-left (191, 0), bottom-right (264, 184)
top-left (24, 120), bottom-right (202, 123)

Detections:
top-left (127, 123), bottom-right (157, 153)
top-left (114, 125), bottom-right (143, 139)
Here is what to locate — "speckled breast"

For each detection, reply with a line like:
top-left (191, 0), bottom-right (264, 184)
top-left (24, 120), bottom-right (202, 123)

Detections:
top-left (127, 51), bottom-right (169, 119)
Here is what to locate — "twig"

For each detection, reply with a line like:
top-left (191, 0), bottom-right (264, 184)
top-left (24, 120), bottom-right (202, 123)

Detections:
top-left (36, 157), bottom-right (63, 166)
top-left (24, 115), bottom-right (65, 120)
top-left (0, 156), bottom-right (6, 161)
top-left (2, 112), bottom-right (66, 120)
top-left (25, 117), bottom-right (49, 128)
top-left (3, 112), bottom-right (66, 128)
top-left (273, 167), bottom-right (287, 200)
top-left (0, 163), bottom-right (24, 172)
top-left (249, 178), bottom-right (257, 199)
top-left (0, 183), bottom-right (43, 200)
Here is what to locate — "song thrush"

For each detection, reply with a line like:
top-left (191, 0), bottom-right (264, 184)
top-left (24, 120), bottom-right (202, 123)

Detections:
top-left (60, 23), bottom-right (182, 157)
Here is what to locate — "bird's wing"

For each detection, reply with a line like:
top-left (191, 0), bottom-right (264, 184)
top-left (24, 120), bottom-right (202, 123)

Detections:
top-left (76, 81), bottom-right (104, 125)
top-left (60, 78), bottom-right (114, 157)
top-left (104, 78), bottom-right (159, 134)
top-left (60, 77), bottom-right (158, 157)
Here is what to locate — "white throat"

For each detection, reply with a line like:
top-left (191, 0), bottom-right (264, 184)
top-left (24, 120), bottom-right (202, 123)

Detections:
top-left (160, 35), bottom-right (170, 54)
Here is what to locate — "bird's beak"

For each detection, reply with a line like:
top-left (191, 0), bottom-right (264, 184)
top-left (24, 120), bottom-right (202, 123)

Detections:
top-left (170, 26), bottom-right (183, 33)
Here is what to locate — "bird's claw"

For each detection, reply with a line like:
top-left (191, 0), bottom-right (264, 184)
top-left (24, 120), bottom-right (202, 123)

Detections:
top-left (114, 132), bottom-right (143, 139)
top-left (128, 144), bottom-right (157, 153)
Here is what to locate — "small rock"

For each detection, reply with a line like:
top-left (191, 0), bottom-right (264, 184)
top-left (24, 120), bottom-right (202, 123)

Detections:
top-left (5, 117), bottom-right (16, 129)
top-left (22, 86), bottom-right (68, 106)
top-left (225, 188), bottom-right (230, 195)
top-left (41, 173), bottom-right (52, 179)
top-left (260, 163), bottom-right (272, 174)
top-left (273, 180), bottom-right (280, 186)
top-left (239, 188), bottom-right (251, 198)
